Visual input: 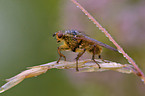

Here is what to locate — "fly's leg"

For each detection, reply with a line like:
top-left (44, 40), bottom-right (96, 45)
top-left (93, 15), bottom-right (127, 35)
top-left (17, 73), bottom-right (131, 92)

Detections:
top-left (92, 45), bottom-right (101, 69)
top-left (98, 55), bottom-right (105, 62)
top-left (57, 47), bottom-right (66, 63)
top-left (98, 55), bottom-right (101, 59)
top-left (98, 54), bottom-right (110, 63)
top-left (75, 49), bottom-right (86, 71)
top-left (57, 44), bottom-right (70, 63)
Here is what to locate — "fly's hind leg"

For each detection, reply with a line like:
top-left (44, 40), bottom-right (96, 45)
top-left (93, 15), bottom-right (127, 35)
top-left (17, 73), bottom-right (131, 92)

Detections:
top-left (75, 49), bottom-right (86, 71)
top-left (98, 54), bottom-right (110, 63)
top-left (92, 45), bottom-right (101, 69)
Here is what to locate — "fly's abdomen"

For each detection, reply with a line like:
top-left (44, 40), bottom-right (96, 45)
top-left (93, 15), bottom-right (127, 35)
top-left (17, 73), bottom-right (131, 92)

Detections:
top-left (88, 45), bottom-right (102, 55)
top-left (79, 40), bottom-right (102, 55)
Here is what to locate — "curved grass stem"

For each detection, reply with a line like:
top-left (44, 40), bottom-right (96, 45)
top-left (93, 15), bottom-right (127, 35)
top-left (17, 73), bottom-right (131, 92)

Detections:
top-left (71, 0), bottom-right (145, 83)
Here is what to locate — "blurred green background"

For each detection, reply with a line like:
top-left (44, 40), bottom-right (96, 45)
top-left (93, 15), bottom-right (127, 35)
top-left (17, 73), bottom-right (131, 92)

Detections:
top-left (0, 0), bottom-right (145, 96)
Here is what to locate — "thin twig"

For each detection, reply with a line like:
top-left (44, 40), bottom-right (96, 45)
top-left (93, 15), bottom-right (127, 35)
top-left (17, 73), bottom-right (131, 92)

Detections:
top-left (71, 0), bottom-right (145, 83)
top-left (0, 59), bottom-right (134, 93)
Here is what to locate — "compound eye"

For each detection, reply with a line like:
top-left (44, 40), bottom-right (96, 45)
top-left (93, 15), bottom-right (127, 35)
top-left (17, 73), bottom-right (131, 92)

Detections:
top-left (58, 33), bottom-right (63, 38)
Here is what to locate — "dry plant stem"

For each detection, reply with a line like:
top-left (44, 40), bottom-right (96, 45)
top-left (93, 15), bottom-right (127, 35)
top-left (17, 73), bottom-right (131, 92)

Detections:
top-left (0, 59), bottom-right (134, 93)
top-left (71, 0), bottom-right (145, 83)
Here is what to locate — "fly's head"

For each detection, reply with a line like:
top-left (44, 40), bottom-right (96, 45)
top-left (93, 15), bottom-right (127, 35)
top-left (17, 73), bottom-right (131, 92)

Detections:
top-left (53, 30), bottom-right (85, 44)
top-left (53, 31), bottom-right (64, 43)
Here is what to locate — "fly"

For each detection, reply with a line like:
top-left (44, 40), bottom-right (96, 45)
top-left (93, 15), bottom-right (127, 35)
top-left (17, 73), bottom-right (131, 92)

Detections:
top-left (53, 30), bottom-right (118, 71)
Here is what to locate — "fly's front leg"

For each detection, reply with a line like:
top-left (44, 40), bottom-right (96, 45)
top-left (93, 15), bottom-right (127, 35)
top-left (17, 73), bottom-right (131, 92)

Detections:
top-left (75, 49), bottom-right (86, 71)
top-left (92, 45), bottom-right (101, 69)
top-left (57, 47), bottom-right (66, 63)
top-left (57, 44), bottom-right (69, 63)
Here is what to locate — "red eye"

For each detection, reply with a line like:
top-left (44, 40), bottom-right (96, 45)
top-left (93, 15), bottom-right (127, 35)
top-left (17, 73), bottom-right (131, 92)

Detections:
top-left (58, 33), bottom-right (63, 38)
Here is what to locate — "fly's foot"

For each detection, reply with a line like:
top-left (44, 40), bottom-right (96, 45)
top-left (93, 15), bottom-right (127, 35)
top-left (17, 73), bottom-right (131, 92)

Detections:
top-left (56, 61), bottom-right (59, 63)
top-left (75, 59), bottom-right (79, 72)
top-left (76, 67), bottom-right (79, 72)
top-left (56, 55), bottom-right (66, 64)
top-left (102, 59), bottom-right (110, 63)
top-left (98, 64), bottom-right (101, 69)
top-left (92, 59), bottom-right (101, 69)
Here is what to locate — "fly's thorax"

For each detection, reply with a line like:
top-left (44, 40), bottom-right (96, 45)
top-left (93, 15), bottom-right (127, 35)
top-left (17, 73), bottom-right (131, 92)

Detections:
top-left (63, 35), bottom-right (74, 44)
top-left (63, 35), bottom-right (80, 52)
top-left (64, 30), bottom-right (82, 36)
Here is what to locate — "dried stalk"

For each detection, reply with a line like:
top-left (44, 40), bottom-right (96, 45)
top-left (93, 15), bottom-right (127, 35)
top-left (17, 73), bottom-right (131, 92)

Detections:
top-left (71, 0), bottom-right (145, 83)
top-left (0, 59), bottom-right (134, 93)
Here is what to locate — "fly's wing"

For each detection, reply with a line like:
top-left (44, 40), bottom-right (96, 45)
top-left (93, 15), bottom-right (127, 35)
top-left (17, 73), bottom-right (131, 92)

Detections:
top-left (64, 30), bottom-right (118, 51)
top-left (95, 40), bottom-right (118, 51)
top-left (85, 36), bottom-right (118, 51)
